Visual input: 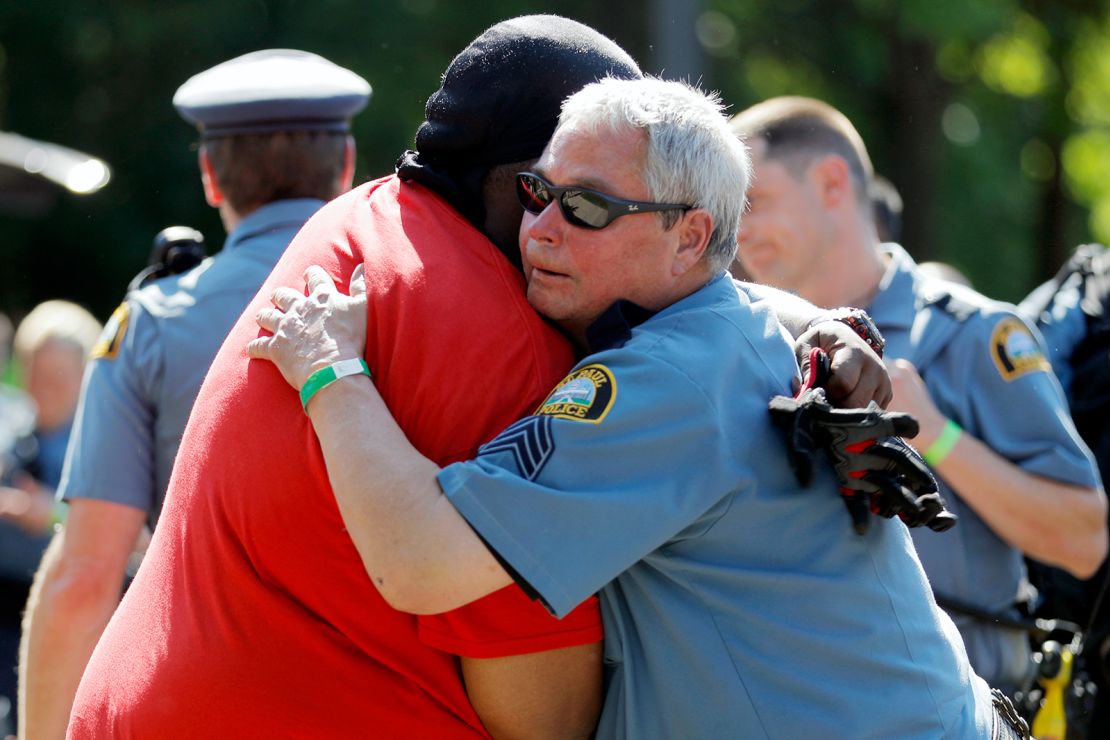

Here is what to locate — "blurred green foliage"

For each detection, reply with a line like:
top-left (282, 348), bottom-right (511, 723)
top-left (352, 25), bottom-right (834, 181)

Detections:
top-left (1, 0), bottom-right (1109, 325)
top-left (705, 0), bottom-right (1110, 300)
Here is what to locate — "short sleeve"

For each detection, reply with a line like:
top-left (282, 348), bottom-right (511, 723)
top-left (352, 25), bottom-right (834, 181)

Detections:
top-left (964, 312), bottom-right (1099, 488)
top-left (439, 346), bottom-right (748, 618)
top-left (417, 586), bottom-right (602, 658)
top-left (58, 300), bottom-right (163, 515)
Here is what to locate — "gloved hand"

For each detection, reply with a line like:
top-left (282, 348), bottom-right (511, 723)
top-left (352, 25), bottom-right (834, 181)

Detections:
top-left (769, 349), bottom-right (957, 535)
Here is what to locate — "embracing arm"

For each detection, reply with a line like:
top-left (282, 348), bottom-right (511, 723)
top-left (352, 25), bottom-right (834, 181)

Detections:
top-left (305, 374), bottom-right (511, 613)
top-left (250, 266), bottom-right (602, 734)
top-left (321, 380), bottom-right (604, 733)
top-left (314, 372), bottom-right (601, 730)
top-left (248, 265), bottom-right (511, 614)
top-left (307, 379), bottom-right (600, 732)
top-left (741, 280), bottom-right (891, 408)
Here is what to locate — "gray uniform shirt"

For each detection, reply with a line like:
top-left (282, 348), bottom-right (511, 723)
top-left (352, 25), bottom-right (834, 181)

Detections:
top-left (869, 244), bottom-right (1099, 691)
top-left (58, 199), bottom-right (322, 527)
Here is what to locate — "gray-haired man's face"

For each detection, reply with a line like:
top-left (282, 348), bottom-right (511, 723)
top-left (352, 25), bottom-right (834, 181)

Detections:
top-left (518, 122), bottom-right (686, 344)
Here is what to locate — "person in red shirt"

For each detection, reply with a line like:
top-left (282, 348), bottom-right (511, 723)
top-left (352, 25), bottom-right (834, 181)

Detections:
top-left (67, 16), bottom-right (633, 738)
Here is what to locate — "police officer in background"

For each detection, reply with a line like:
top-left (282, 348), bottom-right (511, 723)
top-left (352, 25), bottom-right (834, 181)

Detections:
top-left (19, 49), bottom-right (369, 740)
top-left (730, 96), bottom-right (1107, 697)
top-left (1019, 245), bottom-right (1110, 734)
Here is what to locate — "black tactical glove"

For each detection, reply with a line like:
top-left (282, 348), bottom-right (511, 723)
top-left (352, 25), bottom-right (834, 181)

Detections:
top-left (769, 350), bottom-right (957, 535)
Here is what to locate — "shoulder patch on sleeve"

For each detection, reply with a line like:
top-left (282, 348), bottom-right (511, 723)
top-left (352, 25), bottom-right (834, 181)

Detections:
top-left (478, 416), bottom-right (554, 481)
top-left (90, 302), bottom-right (130, 360)
top-left (989, 317), bottom-right (1050, 382)
top-left (534, 363), bottom-right (616, 424)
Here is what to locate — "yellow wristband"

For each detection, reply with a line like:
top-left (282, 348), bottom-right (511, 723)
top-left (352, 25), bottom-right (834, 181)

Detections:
top-left (923, 419), bottom-right (962, 466)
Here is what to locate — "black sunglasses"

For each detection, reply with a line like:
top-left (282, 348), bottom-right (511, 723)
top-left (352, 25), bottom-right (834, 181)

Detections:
top-left (515, 171), bottom-right (692, 230)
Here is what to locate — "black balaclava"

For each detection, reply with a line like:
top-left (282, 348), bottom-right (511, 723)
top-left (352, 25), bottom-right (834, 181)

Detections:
top-left (396, 15), bottom-right (641, 262)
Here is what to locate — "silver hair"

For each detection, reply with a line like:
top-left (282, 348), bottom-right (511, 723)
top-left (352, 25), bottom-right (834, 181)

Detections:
top-left (557, 76), bottom-right (750, 273)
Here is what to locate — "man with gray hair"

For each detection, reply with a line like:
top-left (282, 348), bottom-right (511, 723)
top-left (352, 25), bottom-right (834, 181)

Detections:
top-left (250, 77), bottom-right (1015, 738)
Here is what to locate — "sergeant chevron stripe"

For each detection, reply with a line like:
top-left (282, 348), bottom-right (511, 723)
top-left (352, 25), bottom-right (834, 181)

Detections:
top-left (478, 416), bottom-right (554, 481)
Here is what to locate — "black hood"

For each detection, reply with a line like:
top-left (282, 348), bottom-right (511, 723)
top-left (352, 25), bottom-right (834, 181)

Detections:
top-left (397, 14), bottom-right (641, 232)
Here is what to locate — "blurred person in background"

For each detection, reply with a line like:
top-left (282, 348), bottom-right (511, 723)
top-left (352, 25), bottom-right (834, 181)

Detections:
top-left (0, 312), bottom-right (32, 472)
top-left (870, 173), bottom-right (903, 244)
top-left (18, 49), bottom-right (369, 740)
top-left (0, 300), bottom-right (99, 734)
top-left (1, 301), bottom-right (102, 528)
top-left (731, 96), bottom-right (1107, 697)
top-left (1020, 243), bottom-right (1110, 734)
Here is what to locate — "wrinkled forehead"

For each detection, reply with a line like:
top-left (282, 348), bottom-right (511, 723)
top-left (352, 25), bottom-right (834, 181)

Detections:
top-left (535, 119), bottom-right (587, 168)
top-left (536, 121), bottom-right (647, 187)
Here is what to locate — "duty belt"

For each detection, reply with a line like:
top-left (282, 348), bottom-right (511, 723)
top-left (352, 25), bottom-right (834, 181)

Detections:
top-left (991, 689), bottom-right (1030, 739)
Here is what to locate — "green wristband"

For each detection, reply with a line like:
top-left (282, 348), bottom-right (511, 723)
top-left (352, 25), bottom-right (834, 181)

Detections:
top-left (299, 358), bottom-right (371, 412)
top-left (923, 419), bottom-right (962, 466)
top-left (50, 498), bottom-right (67, 528)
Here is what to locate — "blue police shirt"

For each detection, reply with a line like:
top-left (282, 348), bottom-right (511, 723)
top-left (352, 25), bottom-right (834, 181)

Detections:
top-left (440, 272), bottom-right (993, 739)
top-left (58, 199), bottom-right (323, 526)
top-left (1018, 273), bottom-right (1088, 393)
top-left (868, 244), bottom-right (1099, 690)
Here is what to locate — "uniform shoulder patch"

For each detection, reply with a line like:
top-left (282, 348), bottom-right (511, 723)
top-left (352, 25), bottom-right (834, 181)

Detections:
top-left (535, 363), bottom-right (616, 424)
top-left (90, 302), bottom-right (130, 360)
top-left (989, 317), bottom-right (1050, 382)
top-left (478, 416), bottom-right (554, 481)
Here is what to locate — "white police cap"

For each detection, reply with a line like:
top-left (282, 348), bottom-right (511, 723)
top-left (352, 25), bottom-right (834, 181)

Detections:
top-left (173, 49), bottom-right (371, 138)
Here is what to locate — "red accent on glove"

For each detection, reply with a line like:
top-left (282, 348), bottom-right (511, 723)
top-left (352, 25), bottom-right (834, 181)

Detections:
top-left (796, 347), bottom-right (827, 397)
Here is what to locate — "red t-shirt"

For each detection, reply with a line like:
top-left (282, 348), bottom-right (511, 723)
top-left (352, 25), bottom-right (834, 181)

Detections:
top-left (69, 177), bottom-right (600, 738)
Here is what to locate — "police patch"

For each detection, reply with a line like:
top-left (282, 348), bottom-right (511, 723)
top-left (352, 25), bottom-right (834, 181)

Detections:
top-left (989, 317), bottom-right (1050, 382)
top-left (90, 302), bottom-right (130, 360)
top-left (535, 363), bottom-right (616, 424)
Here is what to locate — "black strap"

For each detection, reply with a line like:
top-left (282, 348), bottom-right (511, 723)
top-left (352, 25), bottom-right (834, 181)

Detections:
top-left (1075, 244), bottom-right (1110, 320)
top-left (1023, 243), bottom-right (1109, 322)
top-left (933, 591), bottom-right (1082, 645)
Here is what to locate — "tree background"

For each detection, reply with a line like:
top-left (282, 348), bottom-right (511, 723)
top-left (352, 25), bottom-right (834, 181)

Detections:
top-left (2, 0), bottom-right (1109, 329)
